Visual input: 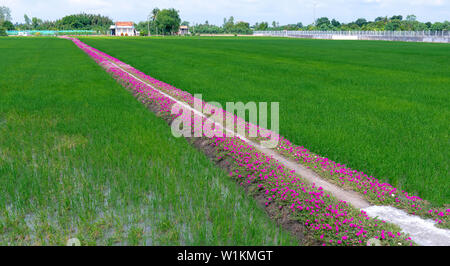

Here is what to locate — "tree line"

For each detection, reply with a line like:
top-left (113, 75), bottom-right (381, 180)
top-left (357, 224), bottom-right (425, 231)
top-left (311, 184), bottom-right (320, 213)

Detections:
top-left (308, 15), bottom-right (449, 32)
top-left (0, 5), bottom-right (183, 36)
top-left (1, 4), bottom-right (449, 37)
top-left (216, 15), bottom-right (449, 33)
top-left (139, 13), bottom-right (449, 35)
top-left (134, 8), bottom-right (182, 36)
top-left (0, 7), bottom-right (113, 35)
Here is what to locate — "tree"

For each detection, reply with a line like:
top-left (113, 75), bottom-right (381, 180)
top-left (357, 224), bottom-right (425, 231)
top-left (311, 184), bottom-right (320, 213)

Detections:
top-left (32, 17), bottom-right (42, 29)
top-left (0, 6), bottom-right (12, 34)
top-left (150, 7), bottom-right (161, 21)
top-left (254, 21), bottom-right (268, 31)
top-left (0, 27), bottom-right (7, 36)
top-left (400, 15), bottom-right (423, 31)
top-left (192, 22), bottom-right (224, 34)
top-left (0, 6), bottom-right (11, 23)
top-left (223, 16), bottom-right (234, 32)
top-left (151, 8), bottom-right (160, 21)
top-left (56, 14), bottom-right (113, 31)
top-left (390, 15), bottom-right (403, 21)
top-left (445, 21), bottom-right (450, 31)
top-left (155, 8), bottom-right (181, 35)
top-left (375, 16), bottom-right (387, 22)
top-left (283, 24), bottom-right (300, 30)
top-left (151, 7), bottom-right (160, 34)
top-left (233, 21), bottom-right (251, 34)
top-left (341, 22), bottom-right (360, 31)
top-left (385, 19), bottom-right (401, 31)
top-left (331, 19), bottom-right (340, 27)
top-left (406, 15), bottom-right (417, 22)
top-left (1, 20), bottom-right (14, 30)
top-left (354, 18), bottom-right (367, 27)
top-left (430, 22), bottom-right (445, 31)
top-left (315, 17), bottom-right (331, 30)
top-left (24, 14), bottom-right (31, 29)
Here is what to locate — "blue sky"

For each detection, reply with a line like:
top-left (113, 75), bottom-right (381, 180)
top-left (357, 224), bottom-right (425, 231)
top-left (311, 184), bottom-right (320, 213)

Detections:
top-left (1, 0), bottom-right (449, 25)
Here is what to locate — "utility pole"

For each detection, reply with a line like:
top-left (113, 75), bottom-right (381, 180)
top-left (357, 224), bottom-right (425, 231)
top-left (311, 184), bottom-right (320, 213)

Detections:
top-left (147, 13), bottom-right (150, 36)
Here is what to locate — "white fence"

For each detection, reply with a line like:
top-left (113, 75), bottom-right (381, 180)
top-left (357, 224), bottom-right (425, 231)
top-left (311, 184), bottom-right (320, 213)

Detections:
top-left (254, 30), bottom-right (449, 37)
top-left (253, 30), bottom-right (450, 43)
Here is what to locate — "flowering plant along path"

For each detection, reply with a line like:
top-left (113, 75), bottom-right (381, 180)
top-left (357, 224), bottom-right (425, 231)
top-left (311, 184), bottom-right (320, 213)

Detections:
top-left (60, 36), bottom-right (450, 246)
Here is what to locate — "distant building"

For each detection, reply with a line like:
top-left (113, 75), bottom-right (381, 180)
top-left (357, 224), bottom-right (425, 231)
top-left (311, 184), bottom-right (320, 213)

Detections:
top-left (178, 25), bottom-right (190, 35)
top-left (110, 22), bottom-right (139, 36)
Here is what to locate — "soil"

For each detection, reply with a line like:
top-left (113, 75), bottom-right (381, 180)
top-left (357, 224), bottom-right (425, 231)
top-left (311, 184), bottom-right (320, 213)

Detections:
top-left (186, 136), bottom-right (321, 246)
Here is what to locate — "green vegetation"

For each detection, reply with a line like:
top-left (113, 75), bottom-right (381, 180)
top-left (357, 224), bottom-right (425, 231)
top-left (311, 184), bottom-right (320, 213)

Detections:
top-left (81, 36), bottom-right (449, 205)
top-left (2, 10), bottom-right (113, 33)
top-left (254, 15), bottom-right (449, 32)
top-left (136, 8), bottom-right (183, 36)
top-left (154, 8), bottom-right (181, 35)
top-left (136, 8), bottom-right (184, 36)
top-left (188, 14), bottom-right (449, 34)
top-left (55, 13), bottom-right (113, 31)
top-left (0, 5), bottom-right (12, 34)
top-left (0, 38), bottom-right (297, 245)
top-left (2, 2), bottom-right (449, 35)
top-left (309, 15), bottom-right (450, 31)
top-left (0, 6), bottom-right (11, 23)
top-left (193, 17), bottom-right (252, 35)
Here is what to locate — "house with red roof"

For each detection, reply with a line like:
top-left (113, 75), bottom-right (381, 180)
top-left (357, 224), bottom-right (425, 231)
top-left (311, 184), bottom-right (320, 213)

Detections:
top-left (109, 22), bottom-right (139, 36)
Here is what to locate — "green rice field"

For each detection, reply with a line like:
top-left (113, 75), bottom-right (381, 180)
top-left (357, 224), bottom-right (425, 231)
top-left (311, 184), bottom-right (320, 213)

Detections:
top-left (81, 36), bottom-right (450, 205)
top-left (0, 38), bottom-right (297, 245)
top-left (0, 36), bottom-right (448, 246)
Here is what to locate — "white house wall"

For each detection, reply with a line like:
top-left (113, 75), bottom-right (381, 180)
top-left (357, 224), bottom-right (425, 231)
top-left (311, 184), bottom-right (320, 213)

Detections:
top-left (114, 27), bottom-right (136, 36)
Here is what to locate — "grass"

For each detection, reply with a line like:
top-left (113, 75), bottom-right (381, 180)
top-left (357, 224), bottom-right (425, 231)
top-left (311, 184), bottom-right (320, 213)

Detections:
top-left (76, 38), bottom-right (415, 246)
top-left (0, 37), bottom-right (298, 245)
top-left (80, 36), bottom-right (450, 205)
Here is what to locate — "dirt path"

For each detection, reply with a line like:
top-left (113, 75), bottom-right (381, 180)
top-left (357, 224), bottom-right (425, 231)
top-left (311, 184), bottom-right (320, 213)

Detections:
top-left (248, 141), bottom-right (371, 208)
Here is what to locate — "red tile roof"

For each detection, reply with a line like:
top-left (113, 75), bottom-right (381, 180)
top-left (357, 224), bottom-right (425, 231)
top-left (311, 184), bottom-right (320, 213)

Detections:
top-left (115, 22), bottom-right (133, 27)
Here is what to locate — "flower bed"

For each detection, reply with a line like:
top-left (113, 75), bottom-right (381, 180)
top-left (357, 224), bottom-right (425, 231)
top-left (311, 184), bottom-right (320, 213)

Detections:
top-left (62, 36), bottom-right (447, 244)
